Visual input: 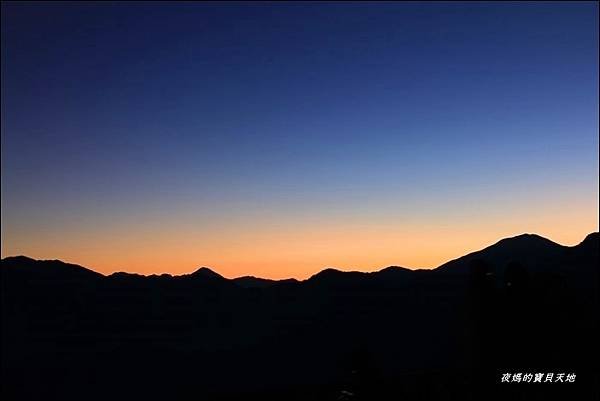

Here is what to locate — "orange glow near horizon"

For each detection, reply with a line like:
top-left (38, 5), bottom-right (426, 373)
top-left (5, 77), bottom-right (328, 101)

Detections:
top-left (2, 193), bottom-right (597, 280)
top-left (2, 1), bottom-right (598, 283)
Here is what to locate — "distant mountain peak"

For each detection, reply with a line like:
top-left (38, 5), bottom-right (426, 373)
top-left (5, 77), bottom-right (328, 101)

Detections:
top-left (233, 276), bottom-right (275, 288)
top-left (307, 267), bottom-right (345, 280)
top-left (435, 232), bottom-right (572, 276)
top-left (495, 233), bottom-right (559, 246)
top-left (379, 265), bottom-right (411, 273)
top-left (190, 266), bottom-right (224, 279)
top-left (2, 255), bottom-right (36, 263)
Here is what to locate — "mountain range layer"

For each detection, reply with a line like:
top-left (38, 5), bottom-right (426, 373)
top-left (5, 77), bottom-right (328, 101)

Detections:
top-left (1, 232), bottom-right (598, 400)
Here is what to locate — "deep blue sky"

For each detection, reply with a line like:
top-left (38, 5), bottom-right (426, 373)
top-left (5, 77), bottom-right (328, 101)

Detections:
top-left (1, 2), bottom-right (598, 277)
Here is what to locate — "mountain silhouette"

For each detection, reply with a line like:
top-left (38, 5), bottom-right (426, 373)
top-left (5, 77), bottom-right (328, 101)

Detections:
top-left (1, 233), bottom-right (598, 401)
top-left (1, 255), bottom-right (102, 280)
top-left (188, 266), bottom-right (226, 279)
top-left (233, 275), bottom-right (299, 288)
top-left (437, 233), bottom-right (566, 274)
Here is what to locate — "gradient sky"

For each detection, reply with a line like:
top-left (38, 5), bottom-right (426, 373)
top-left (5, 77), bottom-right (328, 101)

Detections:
top-left (1, 2), bottom-right (598, 279)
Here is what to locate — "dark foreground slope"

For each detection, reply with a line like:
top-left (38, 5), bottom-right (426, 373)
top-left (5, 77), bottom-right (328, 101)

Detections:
top-left (1, 233), bottom-right (598, 401)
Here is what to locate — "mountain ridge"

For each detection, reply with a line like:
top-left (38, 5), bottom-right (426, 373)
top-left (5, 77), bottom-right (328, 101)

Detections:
top-left (1, 231), bottom-right (597, 401)
top-left (2, 232), bottom-right (596, 283)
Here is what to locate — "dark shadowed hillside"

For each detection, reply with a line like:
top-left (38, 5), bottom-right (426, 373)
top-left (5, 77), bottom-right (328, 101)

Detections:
top-left (1, 233), bottom-right (598, 401)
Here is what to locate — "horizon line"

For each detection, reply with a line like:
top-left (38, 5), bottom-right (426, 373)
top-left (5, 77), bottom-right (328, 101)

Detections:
top-left (2, 230), bottom-right (597, 281)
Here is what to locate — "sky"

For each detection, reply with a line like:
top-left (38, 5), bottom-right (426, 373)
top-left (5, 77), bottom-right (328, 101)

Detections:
top-left (1, 2), bottom-right (598, 279)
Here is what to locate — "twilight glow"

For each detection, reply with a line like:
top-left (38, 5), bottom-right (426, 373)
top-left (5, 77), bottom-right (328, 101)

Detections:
top-left (1, 2), bottom-right (598, 279)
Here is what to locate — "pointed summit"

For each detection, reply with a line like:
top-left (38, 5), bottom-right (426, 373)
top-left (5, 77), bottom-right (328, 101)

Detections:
top-left (189, 266), bottom-right (225, 280)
